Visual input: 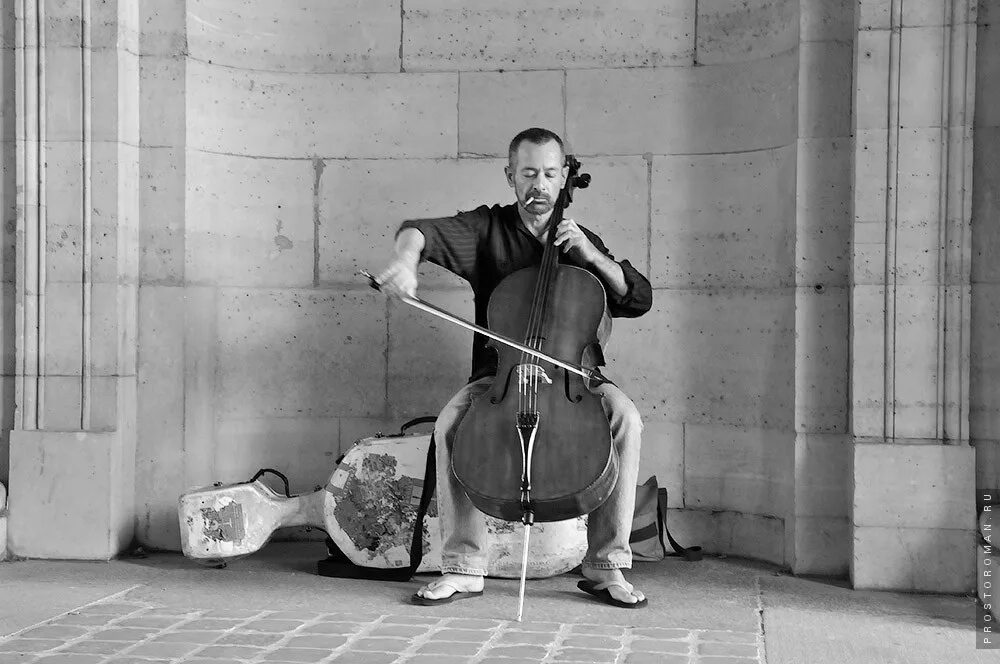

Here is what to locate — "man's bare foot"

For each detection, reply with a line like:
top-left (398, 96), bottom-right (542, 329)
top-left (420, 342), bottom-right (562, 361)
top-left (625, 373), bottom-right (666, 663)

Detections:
top-left (581, 568), bottom-right (645, 605)
top-left (415, 572), bottom-right (485, 601)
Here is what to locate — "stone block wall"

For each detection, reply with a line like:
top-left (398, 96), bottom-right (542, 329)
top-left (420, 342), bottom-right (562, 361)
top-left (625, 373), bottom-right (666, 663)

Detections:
top-left (133, 0), bottom-right (811, 562)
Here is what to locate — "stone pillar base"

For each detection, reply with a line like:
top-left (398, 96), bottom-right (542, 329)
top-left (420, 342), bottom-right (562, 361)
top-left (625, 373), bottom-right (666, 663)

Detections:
top-left (851, 443), bottom-right (975, 593)
top-left (7, 430), bottom-right (135, 560)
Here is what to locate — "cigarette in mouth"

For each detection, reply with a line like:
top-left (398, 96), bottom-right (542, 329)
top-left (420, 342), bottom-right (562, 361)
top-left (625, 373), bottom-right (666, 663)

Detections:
top-left (525, 197), bottom-right (536, 205)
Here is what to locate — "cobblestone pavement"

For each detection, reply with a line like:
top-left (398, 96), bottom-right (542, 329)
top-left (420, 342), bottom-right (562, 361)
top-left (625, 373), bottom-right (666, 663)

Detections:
top-left (0, 599), bottom-right (764, 664)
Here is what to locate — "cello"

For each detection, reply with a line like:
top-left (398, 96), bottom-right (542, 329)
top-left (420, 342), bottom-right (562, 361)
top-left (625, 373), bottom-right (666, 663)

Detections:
top-left (362, 155), bottom-right (617, 619)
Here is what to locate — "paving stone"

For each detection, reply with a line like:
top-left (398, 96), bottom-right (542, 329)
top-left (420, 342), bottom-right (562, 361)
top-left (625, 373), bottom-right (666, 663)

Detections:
top-left (562, 635), bottom-right (621, 649)
top-left (630, 638), bottom-right (691, 653)
top-left (88, 627), bottom-right (159, 641)
top-left (0, 640), bottom-right (63, 653)
top-left (150, 630), bottom-right (221, 644)
top-left (243, 620), bottom-right (308, 633)
top-left (381, 615), bottom-right (440, 626)
top-left (329, 652), bottom-right (397, 663)
top-left (266, 611), bottom-right (324, 621)
top-left (480, 658), bottom-right (546, 664)
top-left (405, 656), bottom-right (468, 664)
top-left (323, 613), bottom-right (383, 623)
top-left (180, 618), bottom-right (246, 631)
top-left (624, 653), bottom-right (691, 664)
top-left (416, 640), bottom-right (482, 656)
top-left (350, 637), bottom-right (411, 651)
top-left (698, 657), bottom-right (760, 663)
top-left (139, 610), bottom-right (202, 619)
top-left (569, 624), bottom-right (627, 637)
top-left (33, 656), bottom-right (105, 664)
top-left (124, 642), bottom-right (201, 658)
top-left (631, 627), bottom-right (690, 640)
top-left (113, 617), bottom-right (186, 629)
top-left (17, 627), bottom-right (89, 641)
top-left (700, 631), bottom-right (759, 644)
top-left (103, 659), bottom-right (172, 664)
top-left (367, 624), bottom-right (428, 638)
top-left (181, 660), bottom-right (238, 664)
top-left (506, 621), bottom-right (562, 632)
top-left (193, 644), bottom-right (266, 658)
top-left (698, 642), bottom-right (759, 657)
top-left (494, 631), bottom-right (557, 646)
top-left (52, 615), bottom-right (117, 627)
top-left (74, 604), bottom-right (145, 616)
top-left (259, 648), bottom-right (332, 662)
top-left (429, 628), bottom-right (491, 642)
top-left (199, 609), bottom-right (262, 619)
top-left (483, 644), bottom-right (549, 658)
top-left (553, 647), bottom-right (619, 663)
top-left (215, 631), bottom-right (285, 646)
top-left (55, 641), bottom-right (127, 655)
top-left (284, 634), bottom-right (348, 649)
top-left (443, 618), bottom-right (502, 629)
top-left (0, 656), bottom-right (31, 664)
top-left (300, 623), bottom-right (362, 636)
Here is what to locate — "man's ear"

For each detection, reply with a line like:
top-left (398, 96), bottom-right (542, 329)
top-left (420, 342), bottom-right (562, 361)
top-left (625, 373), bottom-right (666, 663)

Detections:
top-left (505, 165), bottom-right (514, 187)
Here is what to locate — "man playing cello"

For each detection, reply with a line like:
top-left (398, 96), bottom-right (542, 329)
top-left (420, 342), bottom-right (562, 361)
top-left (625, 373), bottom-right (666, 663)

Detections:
top-left (376, 128), bottom-right (653, 608)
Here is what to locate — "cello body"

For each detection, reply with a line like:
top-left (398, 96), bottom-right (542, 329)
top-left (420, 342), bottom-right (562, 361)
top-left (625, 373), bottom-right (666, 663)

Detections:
top-left (452, 262), bottom-right (618, 523)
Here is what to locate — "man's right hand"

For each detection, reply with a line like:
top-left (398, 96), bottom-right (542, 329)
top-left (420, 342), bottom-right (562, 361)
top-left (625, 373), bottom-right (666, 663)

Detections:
top-left (375, 259), bottom-right (419, 299)
top-left (376, 228), bottom-right (425, 299)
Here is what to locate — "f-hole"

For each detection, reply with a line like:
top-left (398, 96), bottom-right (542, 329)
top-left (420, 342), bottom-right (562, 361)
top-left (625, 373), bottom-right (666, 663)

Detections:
top-left (563, 368), bottom-right (583, 403)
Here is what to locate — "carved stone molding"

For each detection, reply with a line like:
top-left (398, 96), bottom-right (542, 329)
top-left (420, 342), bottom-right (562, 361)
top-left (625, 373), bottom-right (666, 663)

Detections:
top-left (851, 0), bottom-right (978, 445)
top-left (14, 0), bottom-right (45, 430)
top-left (13, 0), bottom-right (140, 433)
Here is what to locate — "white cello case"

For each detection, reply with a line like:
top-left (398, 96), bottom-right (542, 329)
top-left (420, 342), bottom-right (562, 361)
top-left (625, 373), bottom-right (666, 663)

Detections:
top-left (180, 429), bottom-right (587, 579)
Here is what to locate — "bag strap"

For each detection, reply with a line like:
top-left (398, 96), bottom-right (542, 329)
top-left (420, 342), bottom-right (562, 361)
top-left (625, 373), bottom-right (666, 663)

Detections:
top-left (248, 468), bottom-right (292, 497)
top-left (399, 416), bottom-right (437, 434)
top-left (317, 430), bottom-right (437, 582)
top-left (404, 431), bottom-right (437, 575)
top-left (657, 488), bottom-right (703, 562)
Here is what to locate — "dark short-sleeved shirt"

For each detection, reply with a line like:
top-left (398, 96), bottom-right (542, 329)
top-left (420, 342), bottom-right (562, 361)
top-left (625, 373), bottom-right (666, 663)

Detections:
top-left (398, 203), bottom-right (653, 383)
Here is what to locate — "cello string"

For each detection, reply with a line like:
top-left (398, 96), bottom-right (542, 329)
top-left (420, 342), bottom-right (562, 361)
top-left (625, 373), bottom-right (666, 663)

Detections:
top-left (533, 230), bottom-right (554, 412)
top-left (531, 193), bottom-right (563, 413)
top-left (523, 195), bottom-right (557, 415)
top-left (519, 200), bottom-right (545, 415)
top-left (521, 227), bottom-right (548, 414)
top-left (534, 218), bottom-right (557, 413)
top-left (523, 199), bottom-right (555, 415)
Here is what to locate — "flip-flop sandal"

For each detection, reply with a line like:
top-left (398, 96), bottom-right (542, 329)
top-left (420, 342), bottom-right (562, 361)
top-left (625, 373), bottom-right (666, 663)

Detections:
top-left (577, 579), bottom-right (648, 609)
top-left (411, 582), bottom-right (484, 606)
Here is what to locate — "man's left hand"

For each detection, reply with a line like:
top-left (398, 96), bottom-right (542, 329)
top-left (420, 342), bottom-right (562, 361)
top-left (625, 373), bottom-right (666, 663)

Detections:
top-left (553, 218), bottom-right (600, 264)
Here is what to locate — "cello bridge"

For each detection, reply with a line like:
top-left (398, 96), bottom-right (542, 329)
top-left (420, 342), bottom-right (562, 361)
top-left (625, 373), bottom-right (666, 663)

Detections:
top-left (516, 363), bottom-right (553, 387)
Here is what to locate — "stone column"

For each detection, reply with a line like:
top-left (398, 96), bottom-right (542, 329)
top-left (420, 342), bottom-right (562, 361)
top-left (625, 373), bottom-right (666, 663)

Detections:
top-left (7, 0), bottom-right (139, 559)
top-left (849, 0), bottom-right (977, 591)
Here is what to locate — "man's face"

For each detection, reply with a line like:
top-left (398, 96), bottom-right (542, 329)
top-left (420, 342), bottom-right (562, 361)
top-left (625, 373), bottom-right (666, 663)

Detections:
top-left (505, 140), bottom-right (567, 215)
